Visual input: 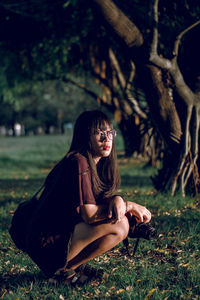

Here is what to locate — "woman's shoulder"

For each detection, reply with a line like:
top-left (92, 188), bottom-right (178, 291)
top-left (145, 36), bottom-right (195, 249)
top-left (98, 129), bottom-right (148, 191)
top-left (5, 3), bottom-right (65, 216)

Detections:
top-left (66, 152), bottom-right (89, 172)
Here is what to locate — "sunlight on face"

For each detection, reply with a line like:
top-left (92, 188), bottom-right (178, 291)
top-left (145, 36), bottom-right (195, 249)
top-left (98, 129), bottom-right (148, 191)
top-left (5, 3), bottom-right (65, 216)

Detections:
top-left (91, 125), bottom-right (115, 164)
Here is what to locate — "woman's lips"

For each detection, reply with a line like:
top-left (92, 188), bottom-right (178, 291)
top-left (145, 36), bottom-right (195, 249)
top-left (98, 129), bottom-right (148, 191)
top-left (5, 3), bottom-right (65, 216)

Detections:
top-left (103, 146), bottom-right (110, 150)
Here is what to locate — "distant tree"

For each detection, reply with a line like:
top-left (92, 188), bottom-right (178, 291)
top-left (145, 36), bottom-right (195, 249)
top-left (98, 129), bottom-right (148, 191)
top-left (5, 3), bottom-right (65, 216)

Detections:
top-left (0, 79), bottom-right (100, 134)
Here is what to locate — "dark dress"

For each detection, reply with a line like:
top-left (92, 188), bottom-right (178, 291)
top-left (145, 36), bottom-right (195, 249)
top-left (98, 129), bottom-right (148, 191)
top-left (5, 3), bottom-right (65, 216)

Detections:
top-left (25, 152), bottom-right (97, 277)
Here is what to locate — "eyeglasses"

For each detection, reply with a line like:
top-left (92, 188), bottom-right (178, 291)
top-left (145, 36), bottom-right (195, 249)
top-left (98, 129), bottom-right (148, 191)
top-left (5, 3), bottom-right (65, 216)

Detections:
top-left (95, 129), bottom-right (117, 142)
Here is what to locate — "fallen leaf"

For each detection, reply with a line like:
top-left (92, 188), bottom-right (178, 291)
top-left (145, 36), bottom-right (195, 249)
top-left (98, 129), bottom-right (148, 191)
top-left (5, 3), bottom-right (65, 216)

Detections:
top-left (91, 280), bottom-right (99, 286)
top-left (154, 248), bottom-right (166, 254)
top-left (116, 289), bottom-right (125, 294)
top-left (144, 288), bottom-right (157, 299)
top-left (126, 286), bottom-right (133, 291)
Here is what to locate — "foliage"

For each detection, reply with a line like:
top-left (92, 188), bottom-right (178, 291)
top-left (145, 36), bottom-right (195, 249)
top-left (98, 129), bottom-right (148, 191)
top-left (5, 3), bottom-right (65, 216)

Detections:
top-left (0, 79), bottom-right (102, 132)
top-left (0, 135), bottom-right (199, 299)
top-left (0, 0), bottom-right (104, 132)
top-left (1, 0), bottom-right (198, 89)
top-left (0, 0), bottom-right (93, 84)
top-left (0, 0), bottom-right (96, 131)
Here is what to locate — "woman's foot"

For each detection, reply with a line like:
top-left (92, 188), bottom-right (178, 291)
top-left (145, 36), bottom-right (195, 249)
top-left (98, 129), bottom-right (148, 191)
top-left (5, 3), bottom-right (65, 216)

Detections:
top-left (48, 264), bottom-right (104, 286)
top-left (75, 263), bottom-right (104, 284)
top-left (48, 268), bottom-right (77, 285)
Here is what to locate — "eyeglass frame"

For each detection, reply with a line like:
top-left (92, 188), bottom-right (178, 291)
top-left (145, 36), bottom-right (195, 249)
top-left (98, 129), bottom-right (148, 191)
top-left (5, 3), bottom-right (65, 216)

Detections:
top-left (94, 129), bottom-right (117, 142)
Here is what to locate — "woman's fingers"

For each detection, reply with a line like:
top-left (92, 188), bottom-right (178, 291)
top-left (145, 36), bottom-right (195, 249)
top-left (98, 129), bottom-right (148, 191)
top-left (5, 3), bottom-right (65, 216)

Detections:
top-left (143, 210), bottom-right (151, 223)
top-left (107, 196), bottom-right (126, 223)
top-left (114, 199), bottom-right (126, 222)
top-left (142, 209), bottom-right (151, 223)
top-left (131, 203), bottom-right (152, 223)
top-left (109, 199), bottom-right (152, 224)
top-left (134, 213), bottom-right (143, 223)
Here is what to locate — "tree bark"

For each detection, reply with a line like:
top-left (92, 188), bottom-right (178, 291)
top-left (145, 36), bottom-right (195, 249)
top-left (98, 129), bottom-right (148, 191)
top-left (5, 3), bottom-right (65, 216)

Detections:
top-left (144, 64), bottom-right (182, 151)
top-left (92, 0), bottom-right (143, 48)
top-left (92, 0), bottom-right (200, 196)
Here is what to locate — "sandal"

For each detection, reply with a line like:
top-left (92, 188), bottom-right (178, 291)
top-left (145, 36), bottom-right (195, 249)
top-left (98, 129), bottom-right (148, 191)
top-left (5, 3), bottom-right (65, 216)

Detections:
top-left (69, 264), bottom-right (104, 286)
top-left (49, 268), bottom-right (77, 285)
top-left (76, 263), bottom-right (104, 279)
top-left (49, 264), bottom-right (104, 286)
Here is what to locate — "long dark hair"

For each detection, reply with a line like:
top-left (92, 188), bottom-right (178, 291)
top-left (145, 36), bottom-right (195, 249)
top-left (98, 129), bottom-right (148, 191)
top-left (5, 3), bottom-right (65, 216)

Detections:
top-left (68, 110), bottom-right (120, 198)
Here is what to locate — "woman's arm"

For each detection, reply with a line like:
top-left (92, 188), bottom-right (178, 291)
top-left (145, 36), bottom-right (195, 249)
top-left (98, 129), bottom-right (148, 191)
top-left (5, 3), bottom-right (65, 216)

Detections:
top-left (80, 197), bottom-right (151, 225)
top-left (80, 204), bottom-right (111, 224)
top-left (81, 196), bottom-right (127, 224)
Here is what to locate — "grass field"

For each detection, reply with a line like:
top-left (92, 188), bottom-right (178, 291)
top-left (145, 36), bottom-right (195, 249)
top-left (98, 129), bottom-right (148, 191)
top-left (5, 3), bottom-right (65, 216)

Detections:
top-left (0, 134), bottom-right (200, 300)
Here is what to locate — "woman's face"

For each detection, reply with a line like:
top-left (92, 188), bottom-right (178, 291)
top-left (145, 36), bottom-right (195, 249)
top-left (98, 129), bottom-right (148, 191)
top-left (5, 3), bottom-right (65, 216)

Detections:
top-left (91, 125), bottom-right (115, 164)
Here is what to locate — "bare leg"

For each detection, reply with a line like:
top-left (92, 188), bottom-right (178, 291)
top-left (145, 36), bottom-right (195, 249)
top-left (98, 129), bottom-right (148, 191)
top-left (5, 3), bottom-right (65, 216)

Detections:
top-left (67, 233), bottom-right (123, 270)
top-left (67, 216), bottom-right (129, 270)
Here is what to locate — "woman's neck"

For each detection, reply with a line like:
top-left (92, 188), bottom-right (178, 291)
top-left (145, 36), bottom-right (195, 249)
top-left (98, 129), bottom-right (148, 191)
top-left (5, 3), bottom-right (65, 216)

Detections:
top-left (93, 156), bottom-right (101, 164)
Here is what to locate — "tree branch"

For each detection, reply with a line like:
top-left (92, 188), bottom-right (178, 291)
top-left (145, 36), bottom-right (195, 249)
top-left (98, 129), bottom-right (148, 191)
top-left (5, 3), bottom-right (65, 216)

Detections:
top-left (109, 49), bottom-right (147, 119)
top-left (62, 76), bottom-right (111, 110)
top-left (108, 48), bottom-right (126, 90)
top-left (151, 0), bottom-right (159, 56)
top-left (125, 62), bottom-right (147, 119)
top-left (149, 0), bottom-right (196, 106)
top-left (182, 105), bottom-right (200, 195)
top-left (92, 0), bottom-right (143, 48)
top-left (173, 20), bottom-right (200, 59)
top-left (150, 0), bottom-right (172, 69)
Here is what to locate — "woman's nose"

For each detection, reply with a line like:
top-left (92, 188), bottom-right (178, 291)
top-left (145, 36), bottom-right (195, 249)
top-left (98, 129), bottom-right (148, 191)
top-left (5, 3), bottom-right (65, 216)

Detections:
top-left (104, 132), bottom-right (109, 141)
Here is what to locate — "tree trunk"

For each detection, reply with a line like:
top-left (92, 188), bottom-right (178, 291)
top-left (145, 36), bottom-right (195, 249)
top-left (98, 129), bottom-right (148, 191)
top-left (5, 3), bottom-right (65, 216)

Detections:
top-left (92, 0), bottom-right (143, 48)
top-left (91, 0), bottom-right (200, 196)
top-left (144, 65), bottom-right (182, 149)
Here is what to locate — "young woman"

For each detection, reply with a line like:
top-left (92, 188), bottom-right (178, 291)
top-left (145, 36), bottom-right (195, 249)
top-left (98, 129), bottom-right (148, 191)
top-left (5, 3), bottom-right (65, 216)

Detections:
top-left (25, 110), bottom-right (151, 284)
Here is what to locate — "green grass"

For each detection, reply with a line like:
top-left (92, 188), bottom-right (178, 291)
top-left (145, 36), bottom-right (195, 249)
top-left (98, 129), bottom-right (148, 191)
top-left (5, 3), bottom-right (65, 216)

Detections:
top-left (0, 134), bottom-right (200, 299)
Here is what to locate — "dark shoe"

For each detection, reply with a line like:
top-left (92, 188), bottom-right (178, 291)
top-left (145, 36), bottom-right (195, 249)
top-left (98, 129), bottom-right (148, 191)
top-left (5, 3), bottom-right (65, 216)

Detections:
top-left (49, 268), bottom-right (77, 285)
top-left (76, 264), bottom-right (104, 280)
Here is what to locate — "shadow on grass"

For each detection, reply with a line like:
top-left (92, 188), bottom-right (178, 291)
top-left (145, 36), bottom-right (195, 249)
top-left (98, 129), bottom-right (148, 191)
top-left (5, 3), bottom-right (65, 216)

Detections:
top-left (0, 196), bottom-right (28, 231)
top-left (0, 179), bottom-right (43, 230)
top-left (0, 178), bottom-right (43, 194)
top-left (0, 215), bottom-right (13, 231)
top-left (121, 174), bottom-right (153, 187)
top-left (0, 156), bottom-right (56, 173)
top-left (0, 271), bottom-right (46, 289)
top-left (0, 178), bottom-right (43, 209)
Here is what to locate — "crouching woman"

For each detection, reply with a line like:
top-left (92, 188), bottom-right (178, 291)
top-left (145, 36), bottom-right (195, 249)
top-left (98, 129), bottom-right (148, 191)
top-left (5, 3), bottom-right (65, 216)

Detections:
top-left (25, 110), bottom-right (151, 284)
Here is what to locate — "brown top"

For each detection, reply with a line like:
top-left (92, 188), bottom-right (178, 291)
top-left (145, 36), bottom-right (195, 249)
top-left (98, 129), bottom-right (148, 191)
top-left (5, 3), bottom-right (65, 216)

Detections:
top-left (73, 152), bottom-right (97, 209)
top-left (25, 152), bottom-right (98, 277)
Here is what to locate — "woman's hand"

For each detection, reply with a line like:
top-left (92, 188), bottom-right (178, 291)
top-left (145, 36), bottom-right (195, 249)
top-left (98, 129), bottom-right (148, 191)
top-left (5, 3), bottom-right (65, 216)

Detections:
top-left (108, 196), bottom-right (126, 223)
top-left (129, 202), bottom-right (151, 223)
